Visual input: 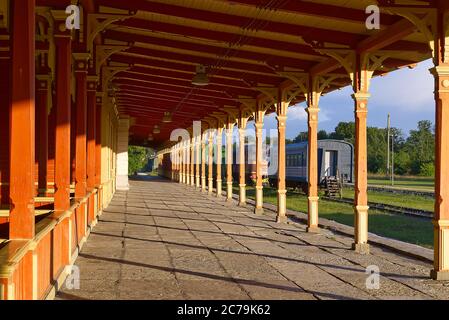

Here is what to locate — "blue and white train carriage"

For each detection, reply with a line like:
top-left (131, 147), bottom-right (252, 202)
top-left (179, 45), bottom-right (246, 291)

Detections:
top-left (268, 140), bottom-right (354, 192)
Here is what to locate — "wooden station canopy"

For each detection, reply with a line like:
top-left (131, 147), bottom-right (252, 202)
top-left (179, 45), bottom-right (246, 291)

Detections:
top-left (37, 0), bottom-right (432, 148)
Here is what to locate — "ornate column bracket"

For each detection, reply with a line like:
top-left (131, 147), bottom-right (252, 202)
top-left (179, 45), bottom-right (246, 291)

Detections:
top-left (237, 98), bottom-right (257, 113)
top-left (317, 49), bottom-right (390, 92)
top-left (87, 12), bottom-right (136, 54)
top-left (383, 6), bottom-right (438, 60)
top-left (102, 65), bottom-right (131, 93)
top-left (96, 44), bottom-right (132, 75)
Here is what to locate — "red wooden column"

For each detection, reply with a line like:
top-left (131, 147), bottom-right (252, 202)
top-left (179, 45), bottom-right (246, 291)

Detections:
top-left (95, 94), bottom-right (103, 211)
top-left (87, 77), bottom-right (97, 192)
top-left (36, 74), bottom-right (50, 195)
top-left (9, 0), bottom-right (35, 239)
top-left (0, 39), bottom-right (11, 207)
top-left (73, 54), bottom-right (89, 242)
top-left (431, 7), bottom-right (449, 281)
top-left (54, 32), bottom-right (72, 212)
top-left (73, 54), bottom-right (89, 200)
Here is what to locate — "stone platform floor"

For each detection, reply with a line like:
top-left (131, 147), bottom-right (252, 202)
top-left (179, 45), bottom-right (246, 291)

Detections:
top-left (57, 177), bottom-right (449, 300)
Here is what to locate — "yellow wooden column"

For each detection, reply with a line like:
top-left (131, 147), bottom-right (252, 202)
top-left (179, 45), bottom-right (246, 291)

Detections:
top-left (432, 64), bottom-right (449, 280)
top-left (276, 93), bottom-right (288, 223)
top-left (201, 131), bottom-right (207, 192)
top-left (254, 107), bottom-right (265, 215)
top-left (208, 130), bottom-right (214, 195)
top-left (186, 140), bottom-right (191, 185)
top-left (238, 115), bottom-right (248, 206)
top-left (226, 122), bottom-right (234, 201)
top-left (190, 137), bottom-right (195, 186)
top-left (182, 141), bottom-right (187, 184)
top-left (196, 133), bottom-right (201, 188)
top-left (175, 145), bottom-right (180, 182)
top-left (216, 126), bottom-right (223, 197)
top-left (352, 59), bottom-right (371, 254)
top-left (179, 143), bottom-right (184, 184)
top-left (429, 8), bottom-right (449, 280)
top-left (306, 77), bottom-right (321, 233)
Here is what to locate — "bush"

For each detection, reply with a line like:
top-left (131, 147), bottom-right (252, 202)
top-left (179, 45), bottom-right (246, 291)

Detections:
top-left (419, 162), bottom-right (435, 177)
top-left (128, 146), bottom-right (150, 175)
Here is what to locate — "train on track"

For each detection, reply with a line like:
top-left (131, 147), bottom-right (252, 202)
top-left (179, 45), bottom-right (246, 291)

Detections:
top-left (228, 140), bottom-right (354, 192)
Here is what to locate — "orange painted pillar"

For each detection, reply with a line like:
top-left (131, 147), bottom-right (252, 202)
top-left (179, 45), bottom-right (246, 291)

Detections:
top-left (208, 131), bottom-right (214, 195)
top-left (86, 77), bottom-right (97, 226)
top-left (196, 135), bottom-right (201, 188)
top-left (74, 54), bottom-right (89, 200)
top-left (306, 82), bottom-right (320, 233)
top-left (226, 123), bottom-right (234, 201)
top-left (276, 98), bottom-right (288, 223)
top-left (9, 0), bottom-right (35, 239)
top-left (216, 127), bottom-right (223, 197)
top-left (190, 138), bottom-right (195, 186)
top-left (95, 94), bottom-right (102, 211)
top-left (74, 54), bottom-right (88, 241)
top-left (431, 13), bottom-right (449, 278)
top-left (184, 140), bottom-right (190, 185)
top-left (178, 142), bottom-right (184, 184)
top-left (36, 75), bottom-right (50, 195)
top-left (54, 34), bottom-right (72, 212)
top-left (0, 53), bottom-right (10, 206)
top-left (352, 80), bottom-right (370, 254)
top-left (238, 117), bottom-right (247, 206)
top-left (87, 78), bottom-right (97, 191)
top-left (201, 132), bottom-right (207, 192)
top-left (254, 109), bottom-right (265, 215)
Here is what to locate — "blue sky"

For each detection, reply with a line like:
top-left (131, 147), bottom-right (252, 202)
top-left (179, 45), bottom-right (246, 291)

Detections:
top-left (260, 59), bottom-right (435, 139)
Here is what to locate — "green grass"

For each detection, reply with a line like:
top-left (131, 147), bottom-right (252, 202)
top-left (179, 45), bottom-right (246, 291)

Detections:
top-left (236, 185), bottom-right (434, 248)
top-left (342, 188), bottom-right (434, 212)
top-left (368, 175), bottom-right (434, 191)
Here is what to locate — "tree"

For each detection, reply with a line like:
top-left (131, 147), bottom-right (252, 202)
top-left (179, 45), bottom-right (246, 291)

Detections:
top-left (293, 131), bottom-right (308, 143)
top-left (330, 122), bottom-right (355, 144)
top-left (128, 146), bottom-right (151, 175)
top-left (404, 120), bottom-right (434, 175)
top-left (318, 130), bottom-right (329, 140)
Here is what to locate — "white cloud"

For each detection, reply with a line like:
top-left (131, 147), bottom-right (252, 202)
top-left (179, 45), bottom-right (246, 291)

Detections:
top-left (370, 59), bottom-right (434, 112)
top-left (287, 103), bottom-right (331, 123)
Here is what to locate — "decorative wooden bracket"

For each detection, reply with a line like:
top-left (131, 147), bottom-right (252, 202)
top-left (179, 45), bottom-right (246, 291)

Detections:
top-left (211, 112), bottom-right (227, 130)
top-left (96, 44), bottom-right (132, 75)
top-left (223, 106), bottom-right (239, 125)
top-left (252, 86), bottom-right (278, 111)
top-left (102, 65), bottom-right (131, 91)
top-left (317, 49), bottom-right (390, 92)
top-left (87, 12), bottom-right (136, 54)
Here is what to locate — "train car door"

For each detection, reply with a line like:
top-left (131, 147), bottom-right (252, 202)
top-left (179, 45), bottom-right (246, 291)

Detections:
top-left (324, 150), bottom-right (338, 177)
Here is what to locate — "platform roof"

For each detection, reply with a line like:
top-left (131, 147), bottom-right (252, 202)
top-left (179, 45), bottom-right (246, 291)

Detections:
top-left (37, 0), bottom-right (434, 148)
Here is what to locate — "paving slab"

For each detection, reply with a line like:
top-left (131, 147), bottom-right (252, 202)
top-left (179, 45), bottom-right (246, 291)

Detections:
top-left (57, 177), bottom-right (449, 300)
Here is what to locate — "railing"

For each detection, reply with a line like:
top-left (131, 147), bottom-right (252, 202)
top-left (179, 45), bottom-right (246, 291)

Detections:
top-left (0, 183), bottom-right (108, 300)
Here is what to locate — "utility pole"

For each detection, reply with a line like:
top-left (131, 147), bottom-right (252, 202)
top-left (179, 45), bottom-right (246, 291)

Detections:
top-left (391, 132), bottom-right (395, 186)
top-left (387, 113), bottom-right (390, 177)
